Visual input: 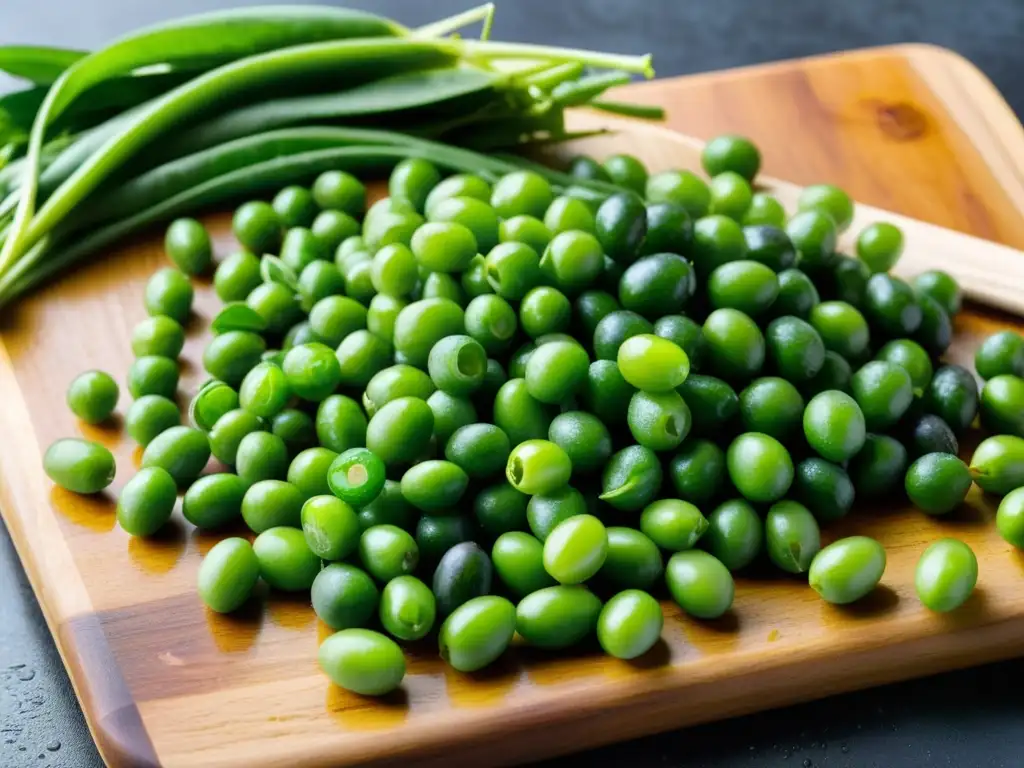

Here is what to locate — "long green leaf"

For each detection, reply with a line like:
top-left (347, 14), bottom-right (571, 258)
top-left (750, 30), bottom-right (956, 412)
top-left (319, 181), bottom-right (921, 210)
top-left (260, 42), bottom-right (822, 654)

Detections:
top-left (0, 45), bottom-right (86, 85)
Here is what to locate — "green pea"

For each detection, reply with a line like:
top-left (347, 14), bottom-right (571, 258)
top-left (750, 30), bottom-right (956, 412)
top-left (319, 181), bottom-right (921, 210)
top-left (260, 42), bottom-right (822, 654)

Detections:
top-left (914, 295), bottom-right (953, 357)
top-left (359, 524), bottom-right (419, 583)
top-left (569, 156), bottom-right (610, 182)
top-left (641, 202), bottom-right (693, 256)
top-left (802, 351), bottom-right (854, 398)
top-left (980, 375), bottom-right (1024, 436)
top-left (312, 170), bottom-right (365, 215)
top-left (996, 487), bottom-right (1024, 548)
top-left (287, 447), bottom-right (337, 500)
top-left (298, 494), bottom-right (359, 562)
top-left (765, 500), bottom-right (820, 574)
top-left (497, 216), bottom-right (550, 258)
top-left (439, 595), bottom-right (516, 672)
top-left (856, 222), bottom-right (903, 273)
top-left (581, 360), bottom-right (635, 426)
top-left (627, 390), bottom-right (691, 452)
top-left (969, 435), bottom-right (1024, 496)
top-left (809, 536), bottom-right (886, 605)
top-left (707, 260), bottom-right (778, 316)
top-left (913, 269), bottom-right (961, 316)
top-left (357, 480), bottom-right (416, 533)
top-left (644, 170), bottom-right (708, 218)
top-left (826, 254), bottom-right (871, 306)
top-left (546, 411), bottom-right (612, 475)
top-left (597, 589), bottom-right (663, 659)
top-left (774, 268), bottom-right (821, 319)
top-left (592, 312), bottom-right (651, 363)
top-left (489, 170), bottom-right (552, 219)
top-left (254, 526), bottom-right (320, 593)
top-left (709, 171), bottom-right (753, 220)
top-left (797, 184), bottom-right (854, 232)
top-left (851, 361), bottom-right (914, 431)
top-left (307, 295), bottom-right (365, 348)
top-left (541, 514), bottom-right (608, 584)
top-left (809, 301), bottom-right (869, 362)
top-left (311, 210), bottom-right (359, 255)
top-left (864, 273), bottom-right (922, 337)
top-left (140, 426), bottom-right (209, 485)
top-left (691, 215), bottom-right (747, 279)
top-left (399, 460), bottom-right (468, 512)
top-left (427, 390), bottom-right (477, 446)
top-left (702, 134), bottom-right (760, 180)
top-left (247, 282), bottom-right (303, 336)
top-left (364, 396), bottom-right (434, 466)
top-left (233, 201), bottom-right (281, 254)
top-left (678, 374), bottom-right (739, 437)
top-left (116, 466), bottom-right (176, 536)
top-left (667, 440), bottom-right (725, 506)
top-left (537, 230), bottom-right (603, 295)
top-left (459, 255), bottom-right (492, 300)
top-left (303, 400), bottom-right (361, 462)
top-left (412, 515), bottom-right (471, 568)
top-left (527, 486), bottom-right (588, 542)
top-left (319, 628), bottom-right (404, 695)
top-left (469, 482), bottom-right (525, 538)
top-left (131, 315), bottom-right (184, 359)
top-left (765, 316), bottom-right (825, 382)
top-left (786, 210), bottom-right (837, 269)
top-left (506, 439), bottom-right (572, 496)
top-left (322, 448), bottom-right (383, 510)
top-left (665, 549), bottom-right (734, 619)
top-left (202, 330), bottom-right (266, 388)
top-left (793, 458), bottom-right (855, 523)
top-left (187, 382), bottom-right (237, 433)
top-left (143, 267), bottom-right (193, 323)
top-left (280, 342), bottom-right (340, 402)
top-left (849, 434), bottom-right (908, 498)
top-left (365, 294), bottom-right (405, 344)
top-left (280, 226), bottom-right (326, 273)
top-left (516, 286), bottom-right (570, 339)
top-left (615, 334), bottom-right (689, 393)
top-left (906, 414), bottom-right (959, 458)
top-left (742, 225), bottom-right (796, 272)
top-left (601, 154), bottom-right (646, 194)
top-left (599, 527), bottom-right (664, 589)
top-left (311, 563), bottom-right (378, 631)
top-left (239, 479), bottom-right (303, 533)
top-left (335, 330), bottom-right (390, 390)
top-left (702, 308), bottom-right (764, 382)
top-left (411, 223), bottom-right (478, 276)
top-left (727, 432), bottom-right (794, 503)
top-left (804, 390), bottom-right (866, 462)
top-left (702, 499), bottom-right (762, 571)
top-left (601, 445), bottom-right (663, 512)
top-left (906, 453), bottom-right (972, 515)
top-left (442, 424), bottom-right (508, 480)
top-left (377, 575), bottom-right (436, 642)
top-left (389, 157), bottom-right (441, 212)
top-left (423, 334), bottom-right (486, 397)
top-left (235, 361), bottom-right (288, 420)
top-left (420, 271), bottom-right (466, 306)
top-left (214, 250), bottom-right (262, 303)
top-left (493, 378), bottom-right (555, 445)
top-left (542, 195), bottom-right (595, 235)
top-left (521, 340), bottom-right (589, 405)
top-left (875, 339), bottom-right (933, 392)
top-left (66, 370), bottom-right (119, 424)
top-left (573, 292), bottom-right (618, 343)
top-left (125, 355), bottom-right (178, 400)
top-left (428, 195), bottom-right (500, 253)
top-left (515, 585), bottom-right (602, 649)
top-left (491, 532), bottom-right (555, 596)
top-left (913, 538), bottom-right (977, 613)
top-left (739, 377), bottom-right (804, 442)
top-left (179, 473), bottom-right (245, 531)
top-left (272, 185), bottom-right (318, 228)
top-left (366, 242), bottom-right (415, 298)
top-left (362, 366), bottom-right (433, 418)
top-left (125, 395), bottom-right (180, 447)
top-left (208, 408), bottom-right (262, 465)
top-left (459, 297), bottom-right (516, 359)
top-left (267, 409), bottom-right (315, 458)
top-left (391, 298), bottom-right (465, 368)
top-left (197, 537), bottom-right (260, 614)
top-left (594, 192), bottom-right (647, 264)
top-left (424, 174), bottom-right (491, 215)
top-left (164, 217), bottom-right (212, 275)
top-left (742, 193), bottom-right (786, 227)
top-left (976, 331), bottom-right (1024, 380)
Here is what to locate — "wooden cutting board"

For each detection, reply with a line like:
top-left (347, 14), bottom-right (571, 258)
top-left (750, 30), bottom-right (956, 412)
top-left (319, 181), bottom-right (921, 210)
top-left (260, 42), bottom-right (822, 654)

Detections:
top-left (2, 44), bottom-right (1024, 768)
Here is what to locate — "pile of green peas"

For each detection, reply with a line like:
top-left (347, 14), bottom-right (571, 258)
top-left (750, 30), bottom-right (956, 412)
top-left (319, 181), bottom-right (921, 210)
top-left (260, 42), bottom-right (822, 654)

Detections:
top-left (44, 133), bottom-right (1024, 697)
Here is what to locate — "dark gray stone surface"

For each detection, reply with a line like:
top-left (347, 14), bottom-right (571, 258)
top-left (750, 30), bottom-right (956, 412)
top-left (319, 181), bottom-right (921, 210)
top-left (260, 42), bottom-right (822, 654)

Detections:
top-left (1, 1), bottom-right (1023, 766)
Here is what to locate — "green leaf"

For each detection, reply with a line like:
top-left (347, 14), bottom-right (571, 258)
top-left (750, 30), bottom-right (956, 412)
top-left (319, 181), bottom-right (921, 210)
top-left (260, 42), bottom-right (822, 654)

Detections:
top-left (259, 256), bottom-right (298, 291)
top-left (211, 301), bottom-right (268, 334)
top-left (0, 45), bottom-right (86, 86)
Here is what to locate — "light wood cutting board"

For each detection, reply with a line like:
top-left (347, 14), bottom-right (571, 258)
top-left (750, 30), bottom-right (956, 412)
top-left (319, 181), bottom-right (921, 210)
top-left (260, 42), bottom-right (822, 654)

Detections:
top-left (2, 44), bottom-right (1024, 768)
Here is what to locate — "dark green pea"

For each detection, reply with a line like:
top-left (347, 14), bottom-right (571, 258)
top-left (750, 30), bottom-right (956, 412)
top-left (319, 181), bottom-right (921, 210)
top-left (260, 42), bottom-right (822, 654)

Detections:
top-left (439, 595), bottom-right (516, 672)
top-left (297, 260), bottom-right (345, 312)
top-left (141, 426), bottom-right (209, 485)
top-left (240, 479), bottom-right (304, 533)
top-left (765, 316), bottom-right (826, 383)
top-left (619, 253), bottom-right (695, 318)
top-left (491, 532), bottom-right (555, 596)
top-left (357, 479), bottom-right (416, 532)
top-left (498, 214), bottom-right (551, 254)
top-left (802, 351), bottom-right (853, 397)
top-left (856, 222), bottom-right (903, 273)
top-left (703, 499), bottom-right (762, 571)
top-left (246, 282), bottom-right (302, 336)
top-left (182, 472), bottom-right (247, 530)
top-left (668, 440), bottom-right (725, 506)
top-left (164, 217), bottom-right (212, 275)
top-left (126, 395), bottom-right (180, 447)
top-left (542, 514), bottom-right (608, 584)
top-left (593, 310), bottom-right (654, 361)
top-left (518, 286), bottom-right (571, 339)
top-left (678, 374), bottom-right (739, 437)
top-left (539, 230), bottom-right (603, 295)
top-left (574, 290), bottom-right (619, 342)
top-left (809, 536), bottom-right (887, 605)
top-left (702, 134), bottom-right (760, 181)
top-left (131, 315), bottom-right (185, 359)
top-left (665, 550), bottom-right (734, 619)
top-left (691, 215), bottom-right (747, 279)
top-left (326, 447), bottom-right (386, 509)
top-left (67, 370), bottom-right (119, 424)
top-left (602, 154), bottom-right (647, 194)
top-left (433, 541), bottom-right (493, 618)
top-left (281, 342), bottom-right (341, 402)
top-left (233, 201), bottom-right (281, 254)
top-left (765, 500), bottom-right (820, 574)
top-left (460, 254), bottom-right (492, 300)
top-left (793, 458), bottom-right (855, 523)
top-left (600, 445), bottom-right (663, 512)
top-left (43, 438), bottom-right (115, 494)
top-left (976, 331), bottom-right (1024, 380)
top-left (848, 434), bottom-right (908, 498)
top-left (286, 447), bottom-right (337, 500)
top-left (491, 170), bottom-right (553, 219)
top-left (702, 308), bottom-right (764, 382)
top-left (201, 330), bottom-right (266, 389)
top-left (646, 170), bottom-right (710, 217)
top-left (913, 295), bottom-right (953, 357)
top-left (709, 171), bottom-right (753, 221)
top-left (415, 513), bottom-right (474, 567)
top-left (809, 301), bottom-right (870, 361)
top-left (653, 315), bottom-right (705, 371)
top-left (997, 487), bottom-right (1024, 548)
top-left (924, 365), bottom-right (978, 435)
top-left (493, 378), bottom-right (555, 446)
top-left (743, 225), bottom-right (796, 272)
top-left (803, 390), bottom-right (866, 462)
top-left (198, 538), bottom-right (260, 613)
top-left (484, 241), bottom-right (542, 301)
top-left (116, 466), bottom-right (176, 536)
top-left (254, 526), bottom-right (321, 592)
top-left (774, 268), bottom-right (820, 319)
top-left (599, 527), bottom-right (663, 589)
top-left (126, 356), bottom-right (178, 399)
top-left (144, 267), bottom-right (193, 324)
top-left (300, 494), bottom-right (360, 562)
top-left (365, 396), bottom-right (434, 466)
top-left (214, 250), bottom-right (262, 303)
top-left (906, 453), bottom-right (972, 515)
top-left (875, 339), bottom-right (933, 391)
top-left (280, 227), bottom-right (325, 273)
top-left (595, 192), bottom-right (647, 264)
top-left (480, 358), bottom-right (508, 403)
top-left (393, 298), bottom-right (465, 369)
top-left (309, 295), bottom-right (367, 348)
top-left (739, 377), bottom-right (804, 442)
top-left (545, 411), bottom-right (611, 474)
top-left (915, 538), bottom-right (976, 612)
top-left (785, 210), bottom-right (836, 269)
top-left (970, 435), bottom-right (1024, 496)
top-left (851, 360), bottom-right (914, 431)
top-left (979, 375), bottom-right (1024, 436)
top-left (445, 423), bottom-right (511, 480)
top-left (569, 155), bottom-right (611, 182)
top-left (640, 202), bottom-right (693, 257)
top-left (581, 360), bottom-right (635, 426)
top-left (515, 585), bottom-right (601, 649)
top-left (429, 195), bottom-right (500, 253)
top-left (235, 431), bottom-right (289, 486)
top-left (313, 394), bottom-right (366, 455)
top-left (798, 184), bottom-right (854, 232)
top-left (906, 414), bottom-right (958, 458)
top-left (628, 390), bottom-right (691, 452)
top-left (238, 361), bottom-right (289, 420)
top-left (913, 269), bottom-right (961, 316)
top-left (469, 482), bottom-right (526, 538)
top-left (727, 432), bottom-right (794, 503)
top-left (526, 486), bottom-right (588, 542)
top-left (827, 254), bottom-right (871, 306)
top-left (272, 185), bottom-right (318, 228)
top-left (427, 390), bottom-right (477, 446)
top-left (311, 562), bottom-right (378, 631)
top-left (266, 410), bottom-right (314, 459)
top-left (863, 273), bottom-right (922, 337)
top-left (640, 498), bottom-right (708, 552)
top-left (742, 193), bottom-right (786, 227)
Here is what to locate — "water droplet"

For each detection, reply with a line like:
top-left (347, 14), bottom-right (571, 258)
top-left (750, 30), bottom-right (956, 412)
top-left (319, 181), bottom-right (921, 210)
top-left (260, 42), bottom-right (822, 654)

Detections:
top-left (18, 746), bottom-right (26, 752)
top-left (9, 664), bottom-right (25, 670)
top-left (37, 754), bottom-right (44, 760)
top-left (46, 741), bottom-right (60, 752)
top-left (782, 751), bottom-right (790, 759)
top-left (17, 669), bottom-right (35, 681)
top-left (841, 744), bottom-right (850, 754)
top-left (811, 742), bottom-right (819, 749)
top-left (803, 760), bottom-right (813, 768)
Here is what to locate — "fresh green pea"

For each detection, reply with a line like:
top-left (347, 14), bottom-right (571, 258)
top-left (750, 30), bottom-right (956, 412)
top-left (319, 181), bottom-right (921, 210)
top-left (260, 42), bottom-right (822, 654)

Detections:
top-left (126, 395), bottom-right (180, 447)
top-left (432, 542), bottom-right (493, 618)
top-left (214, 250), bottom-right (262, 303)
top-left (67, 370), bottom-right (119, 424)
top-left (282, 320), bottom-right (315, 349)
top-left (390, 157), bottom-right (441, 212)
top-left (400, 460), bottom-right (468, 512)
top-left (300, 494), bottom-right (360, 561)
top-left (365, 396), bottom-right (434, 466)
top-left (131, 315), bottom-right (184, 359)
top-left (702, 134), bottom-right (761, 180)
top-left (116, 466), bottom-right (176, 536)
top-left (281, 342), bottom-right (341, 402)
top-left (445, 423), bottom-right (511, 480)
top-left (240, 479), bottom-right (304, 533)
top-left (233, 201), bottom-right (281, 255)
top-left (311, 210), bottom-right (359, 255)
top-left (416, 514), bottom-right (474, 567)
top-left (793, 458), bottom-right (855, 523)
top-left (914, 295), bottom-right (953, 357)
top-left (490, 170), bottom-right (553, 219)
top-left (742, 193), bottom-right (787, 227)
top-left (527, 486), bottom-right (588, 542)
top-left (703, 499), bottom-right (762, 571)
top-left (980, 374), bottom-right (1024, 436)
top-left (856, 222), bottom-right (903, 273)
top-left (247, 282), bottom-right (303, 336)
top-left (906, 453), bottom-right (972, 515)
top-left (851, 361), bottom-right (914, 431)
top-left (798, 184), bottom-right (854, 232)
top-left (574, 291), bottom-right (619, 342)
top-left (493, 378), bottom-right (555, 445)
top-left (141, 426), bottom-right (209, 485)
top-left (269, 408), bottom-right (316, 457)
top-left (471, 482), bottom-right (527, 538)
top-left (313, 170), bottom-right (365, 216)
top-left (287, 447), bottom-right (337, 500)
top-left (702, 308), bottom-right (764, 381)
top-left (765, 316), bottom-right (825, 382)
top-left (808, 301), bottom-right (870, 362)
top-left (906, 414), bottom-right (959, 458)
top-left (727, 432), bottom-right (793, 503)
top-left (595, 192), bottom-right (647, 263)
top-left (601, 154), bottom-right (646, 194)
top-left (709, 171), bottom-right (753, 220)
top-left (739, 377), bottom-right (804, 441)
top-left (804, 390), bottom-right (866, 462)
top-left (420, 271), bottom-right (467, 306)
top-left (809, 536), bottom-right (887, 604)
top-left (665, 549), bottom-right (734, 619)
top-left (280, 227), bottom-right (326, 273)
top-left (462, 295), bottom-right (516, 356)
top-left (498, 215), bottom-right (551, 256)
top-left (644, 170), bottom-right (709, 219)
top-left (491, 532), bottom-right (555, 596)
top-left (126, 355), bottom-right (178, 400)
top-left (547, 411), bottom-right (612, 474)
top-left (597, 590), bottom-right (663, 659)
top-left (460, 254), bottom-right (493, 299)
top-left (570, 156), bottom-right (611, 182)
top-left (600, 445), bottom-right (663, 512)
top-left (165, 217), bottom-right (212, 275)
top-left (235, 431), bottom-right (289, 486)
top-left (392, 298), bottom-right (465, 369)
top-left (599, 527), bottom-right (664, 589)
top-left (849, 434), bottom-right (908, 498)
top-left (273, 185), bottom-right (318, 228)
top-left (427, 390), bottom-right (477, 446)
top-left (378, 575), bottom-right (436, 641)
top-left (366, 294), bottom-right (407, 344)
top-left (439, 595), bottom-right (516, 672)
top-left (411, 221), bottom-right (478, 274)
top-left (359, 524), bottom-right (419, 583)
top-left (319, 628), bottom-right (404, 695)
top-left (507, 439), bottom-right (572, 496)
top-left (426, 334), bottom-right (487, 397)
top-left (144, 267), bottom-right (193, 324)
top-left (864, 273), bottom-right (922, 336)
top-left (538, 230), bottom-right (603, 295)
top-left (593, 310), bottom-right (653, 361)
top-left (362, 365), bottom-right (434, 417)
top-left (641, 202), bottom-right (693, 256)
top-left (238, 361), bottom-right (289, 419)
top-left (743, 225), bottom-right (796, 272)
top-left (826, 254), bottom-right (871, 306)
top-left (913, 269), bottom-right (961, 316)
top-left (544, 195), bottom-right (596, 235)
top-left (335, 330), bottom-right (391, 389)
top-left (976, 331), bottom-right (1024, 380)
top-left (542, 514), bottom-right (608, 584)
top-left (875, 339), bottom-right (933, 391)
top-left (202, 330), bottom-right (266, 388)
top-left (253, 526), bottom-right (320, 593)
top-left (996, 487), bottom-right (1024, 548)
top-left (707, 260), bottom-right (778, 316)
top-left (324, 447), bottom-right (385, 509)
top-left (581, 360), bottom-right (635, 426)
top-left (369, 243), bottom-right (416, 298)
top-left (915, 538), bottom-right (977, 612)
top-left (691, 215), bottom-right (747, 279)
top-left (522, 339), bottom-right (589, 405)
top-left (309, 397), bottom-right (364, 459)
top-left (357, 480), bottom-right (415, 533)
top-left (516, 585), bottom-right (601, 649)
top-left (765, 500), bottom-right (820, 574)
top-left (628, 390), bottom-right (691, 452)
top-left (198, 537), bottom-right (260, 614)
top-left (616, 334), bottom-right (690, 392)
top-left (424, 174), bottom-right (491, 215)
top-left (308, 294), bottom-right (367, 348)
top-left (668, 440), bottom-right (725, 506)
top-left (517, 286), bottom-right (570, 339)
top-left (969, 435), bottom-right (1024, 496)
top-left (208, 408), bottom-right (263, 465)
top-left (786, 210), bottom-right (836, 269)
top-left (428, 195), bottom-right (500, 253)
top-left (343, 258), bottom-right (376, 304)
top-left (774, 268), bottom-right (820, 319)
top-left (312, 563), bottom-right (378, 631)
top-left (180, 472), bottom-right (246, 530)
top-left (678, 374), bottom-right (739, 436)
top-left (802, 351), bottom-right (854, 398)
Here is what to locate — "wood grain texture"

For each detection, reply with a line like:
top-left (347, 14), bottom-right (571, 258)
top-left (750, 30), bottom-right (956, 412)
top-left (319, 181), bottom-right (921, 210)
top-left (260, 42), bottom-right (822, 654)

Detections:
top-left (2, 44), bottom-right (1024, 768)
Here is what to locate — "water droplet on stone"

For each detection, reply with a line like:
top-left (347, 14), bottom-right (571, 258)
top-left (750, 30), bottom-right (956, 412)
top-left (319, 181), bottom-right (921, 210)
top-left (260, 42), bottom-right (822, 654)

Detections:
top-left (46, 741), bottom-right (60, 752)
top-left (18, 746), bottom-right (26, 752)
top-left (841, 744), bottom-right (850, 754)
top-left (17, 669), bottom-right (35, 681)
top-left (803, 759), bottom-right (813, 768)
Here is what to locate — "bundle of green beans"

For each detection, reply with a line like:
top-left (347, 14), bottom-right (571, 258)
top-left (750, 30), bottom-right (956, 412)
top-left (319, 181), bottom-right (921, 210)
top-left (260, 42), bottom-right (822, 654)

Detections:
top-left (0, 3), bottom-right (656, 309)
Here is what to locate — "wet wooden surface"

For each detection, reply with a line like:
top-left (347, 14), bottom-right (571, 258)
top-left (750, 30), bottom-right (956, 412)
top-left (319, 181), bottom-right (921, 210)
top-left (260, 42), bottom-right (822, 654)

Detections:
top-left (2, 44), bottom-right (1024, 768)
